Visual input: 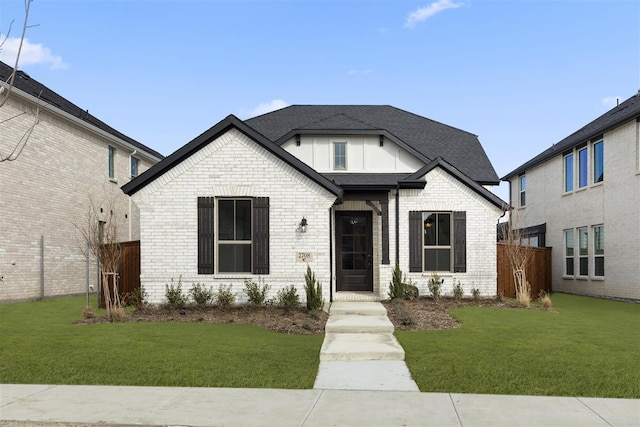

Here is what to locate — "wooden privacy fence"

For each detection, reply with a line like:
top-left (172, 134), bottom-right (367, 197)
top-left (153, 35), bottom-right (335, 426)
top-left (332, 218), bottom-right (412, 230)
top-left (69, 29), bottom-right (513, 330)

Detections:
top-left (99, 240), bottom-right (140, 308)
top-left (497, 243), bottom-right (552, 299)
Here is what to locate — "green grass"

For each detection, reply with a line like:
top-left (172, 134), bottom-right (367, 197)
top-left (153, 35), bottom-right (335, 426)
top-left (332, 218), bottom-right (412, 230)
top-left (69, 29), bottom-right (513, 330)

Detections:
top-left (0, 296), bottom-right (323, 388)
top-left (397, 293), bottom-right (640, 398)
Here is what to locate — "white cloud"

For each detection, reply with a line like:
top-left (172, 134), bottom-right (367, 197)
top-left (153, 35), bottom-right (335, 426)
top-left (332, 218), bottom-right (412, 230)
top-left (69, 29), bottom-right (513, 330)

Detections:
top-left (249, 99), bottom-right (289, 117)
top-left (405, 0), bottom-right (463, 29)
top-left (601, 96), bottom-right (621, 109)
top-left (0, 37), bottom-right (67, 69)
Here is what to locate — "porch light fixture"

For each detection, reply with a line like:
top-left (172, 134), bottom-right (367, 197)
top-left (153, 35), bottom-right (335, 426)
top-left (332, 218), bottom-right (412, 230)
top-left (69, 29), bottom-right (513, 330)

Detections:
top-left (300, 217), bottom-right (308, 233)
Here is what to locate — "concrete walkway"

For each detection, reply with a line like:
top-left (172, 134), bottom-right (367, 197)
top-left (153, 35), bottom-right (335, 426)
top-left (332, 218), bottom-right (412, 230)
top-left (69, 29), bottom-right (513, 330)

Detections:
top-left (2, 384), bottom-right (639, 426)
top-left (314, 301), bottom-right (419, 391)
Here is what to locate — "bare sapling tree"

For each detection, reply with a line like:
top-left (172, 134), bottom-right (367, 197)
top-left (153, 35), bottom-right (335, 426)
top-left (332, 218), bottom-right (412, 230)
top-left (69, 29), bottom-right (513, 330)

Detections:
top-left (502, 209), bottom-right (534, 307)
top-left (0, 0), bottom-right (42, 162)
top-left (77, 190), bottom-right (125, 321)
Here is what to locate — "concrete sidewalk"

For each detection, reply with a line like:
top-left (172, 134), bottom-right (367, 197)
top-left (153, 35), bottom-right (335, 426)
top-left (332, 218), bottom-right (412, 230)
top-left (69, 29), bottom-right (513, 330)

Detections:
top-left (2, 384), bottom-right (639, 426)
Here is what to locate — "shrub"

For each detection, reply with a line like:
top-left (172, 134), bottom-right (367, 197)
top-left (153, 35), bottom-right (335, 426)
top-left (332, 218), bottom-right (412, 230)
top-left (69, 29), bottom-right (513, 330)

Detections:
top-left (452, 279), bottom-right (464, 301)
top-left (304, 265), bottom-right (325, 311)
top-left (244, 278), bottom-right (270, 306)
top-left (189, 283), bottom-right (214, 307)
top-left (396, 300), bottom-right (415, 326)
top-left (388, 262), bottom-right (418, 300)
top-left (215, 284), bottom-right (235, 309)
top-left (277, 285), bottom-right (300, 311)
top-left (471, 286), bottom-right (481, 302)
top-left (82, 305), bottom-right (95, 319)
top-left (165, 277), bottom-right (188, 310)
top-left (539, 291), bottom-right (553, 310)
top-left (128, 286), bottom-right (148, 309)
top-left (428, 272), bottom-right (442, 301)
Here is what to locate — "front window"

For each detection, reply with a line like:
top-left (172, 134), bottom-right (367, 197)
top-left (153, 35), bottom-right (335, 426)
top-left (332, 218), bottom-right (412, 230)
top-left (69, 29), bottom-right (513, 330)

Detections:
top-left (578, 227), bottom-right (588, 276)
top-left (578, 147), bottom-right (588, 188)
top-left (564, 153), bottom-right (574, 192)
top-left (593, 225), bottom-right (604, 277)
top-left (565, 229), bottom-right (574, 275)
top-left (334, 142), bottom-right (346, 170)
top-left (423, 212), bottom-right (451, 271)
top-left (130, 156), bottom-right (139, 178)
top-left (519, 174), bottom-right (526, 206)
top-left (593, 141), bottom-right (604, 183)
top-left (218, 199), bottom-right (252, 273)
top-left (108, 146), bottom-right (115, 179)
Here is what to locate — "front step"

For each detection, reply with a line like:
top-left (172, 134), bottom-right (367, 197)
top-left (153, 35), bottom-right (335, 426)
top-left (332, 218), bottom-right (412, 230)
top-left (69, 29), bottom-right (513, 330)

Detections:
top-left (320, 332), bottom-right (405, 361)
top-left (325, 315), bottom-right (394, 334)
top-left (329, 301), bottom-right (388, 316)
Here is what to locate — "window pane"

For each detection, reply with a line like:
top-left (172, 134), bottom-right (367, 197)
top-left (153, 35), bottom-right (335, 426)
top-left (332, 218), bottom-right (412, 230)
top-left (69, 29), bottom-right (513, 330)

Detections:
top-left (424, 248), bottom-right (450, 271)
top-left (593, 141), bottom-right (604, 183)
top-left (565, 154), bottom-right (574, 192)
top-left (520, 191), bottom-right (526, 207)
top-left (594, 226), bottom-right (604, 255)
top-left (578, 148), bottom-right (588, 188)
top-left (108, 146), bottom-right (115, 178)
top-left (354, 253), bottom-right (367, 270)
top-left (565, 230), bottom-right (574, 256)
top-left (520, 175), bottom-right (526, 192)
top-left (579, 228), bottom-right (588, 256)
top-left (342, 253), bottom-right (353, 270)
top-left (342, 236), bottom-right (353, 252)
top-left (218, 200), bottom-right (234, 240)
top-left (219, 244), bottom-right (251, 272)
top-left (579, 257), bottom-right (588, 276)
top-left (566, 258), bottom-right (574, 275)
top-left (235, 200), bottom-right (252, 240)
top-left (437, 213), bottom-right (451, 246)
top-left (131, 157), bottom-right (138, 177)
top-left (334, 142), bottom-right (346, 169)
top-left (424, 213), bottom-right (437, 246)
top-left (594, 257), bottom-right (604, 277)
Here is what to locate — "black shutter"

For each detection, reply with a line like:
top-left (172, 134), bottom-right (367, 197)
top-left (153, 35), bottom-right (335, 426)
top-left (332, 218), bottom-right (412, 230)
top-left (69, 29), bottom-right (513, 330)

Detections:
top-left (409, 211), bottom-right (422, 272)
top-left (197, 197), bottom-right (215, 274)
top-left (453, 211), bottom-right (466, 273)
top-left (253, 197), bottom-right (270, 274)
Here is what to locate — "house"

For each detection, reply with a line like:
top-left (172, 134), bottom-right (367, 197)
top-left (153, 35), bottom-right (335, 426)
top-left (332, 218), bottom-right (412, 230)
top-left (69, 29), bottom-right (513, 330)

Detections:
top-left (122, 106), bottom-right (506, 304)
top-left (0, 61), bottom-right (163, 301)
top-left (502, 92), bottom-right (640, 300)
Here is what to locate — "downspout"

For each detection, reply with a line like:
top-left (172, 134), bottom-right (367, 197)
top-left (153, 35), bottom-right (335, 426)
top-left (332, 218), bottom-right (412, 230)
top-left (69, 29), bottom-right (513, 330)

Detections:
top-left (128, 150), bottom-right (137, 240)
top-left (329, 207), bottom-right (333, 303)
top-left (395, 187), bottom-right (400, 264)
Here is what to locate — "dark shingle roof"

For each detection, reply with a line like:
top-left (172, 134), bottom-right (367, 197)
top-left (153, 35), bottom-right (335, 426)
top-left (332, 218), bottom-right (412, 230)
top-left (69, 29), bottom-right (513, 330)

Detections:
top-left (502, 92), bottom-right (640, 179)
top-left (0, 61), bottom-right (163, 160)
top-left (245, 105), bottom-right (499, 185)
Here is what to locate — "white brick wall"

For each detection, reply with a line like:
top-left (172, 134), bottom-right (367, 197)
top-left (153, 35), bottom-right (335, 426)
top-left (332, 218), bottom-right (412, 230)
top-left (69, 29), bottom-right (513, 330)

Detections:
top-left (509, 119), bottom-right (640, 300)
top-left (0, 95), bottom-right (156, 301)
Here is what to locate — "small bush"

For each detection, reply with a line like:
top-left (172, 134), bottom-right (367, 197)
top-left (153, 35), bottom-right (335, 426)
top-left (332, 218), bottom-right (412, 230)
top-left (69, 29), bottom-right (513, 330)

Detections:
top-left (244, 278), bottom-right (270, 306)
top-left (304, 265), bottom-right (325, 311)
top-left (388, 262), bottom-right (408, 300)
top-left (82, 305), bottom-right (95, 319)
top-left (518, 287), bottom-right (531, 308)
top-left (108, 306), bottom-right (126, 322)
top-left (128, 286), bottom-right (148, 309)
top-left (428, 272), bottom-right (442, 301)
top-left (215, 284), bottom-right (235, 309)
top-left (471, 286), bottom-right (481, 302)
top-left (452, 279), bottom-right (464, 301)
top-left (189, 283), bottom-right (214, 307)
top-left (165, 277), bottom-right (188, 310)
top-left (277, 285), bottom-right (300, 311)
top-left (539, 291), bottom-right (553, 310)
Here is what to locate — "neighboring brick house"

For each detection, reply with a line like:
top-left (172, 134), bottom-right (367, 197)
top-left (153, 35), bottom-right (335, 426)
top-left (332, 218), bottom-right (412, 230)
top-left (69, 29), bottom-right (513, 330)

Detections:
top-left (123, 107), bottom-right (506, 304)
top-left (502, 92), bottom-right (640, 300)
top-left (0, 62), bottom-right (163, 301)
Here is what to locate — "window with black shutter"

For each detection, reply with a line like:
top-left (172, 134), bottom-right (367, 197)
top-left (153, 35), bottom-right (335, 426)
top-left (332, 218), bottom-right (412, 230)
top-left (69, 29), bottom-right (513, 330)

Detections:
top-left (408, 210), bottom-right (466, 273)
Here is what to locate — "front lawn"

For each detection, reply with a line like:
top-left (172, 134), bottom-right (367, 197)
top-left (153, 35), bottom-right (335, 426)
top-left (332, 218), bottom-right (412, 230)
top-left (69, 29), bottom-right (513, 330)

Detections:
top-left (0, 296), bottom-right (323, 389)
top-left (397, 293), bottom-right (640, 398)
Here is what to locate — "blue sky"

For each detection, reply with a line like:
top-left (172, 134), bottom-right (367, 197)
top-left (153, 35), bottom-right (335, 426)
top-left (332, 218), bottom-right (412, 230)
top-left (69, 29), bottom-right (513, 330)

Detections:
top-left (1, 0), bottom-right (639, 201)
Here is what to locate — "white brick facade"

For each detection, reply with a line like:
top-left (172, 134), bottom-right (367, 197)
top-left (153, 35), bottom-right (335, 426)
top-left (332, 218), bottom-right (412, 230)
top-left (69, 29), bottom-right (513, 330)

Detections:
top-left (508, 119), bottom-right (640, 300)
top-left (0, 92), bottom-right (158, 301)
top-left (133, 127), bottom-right (504, 304)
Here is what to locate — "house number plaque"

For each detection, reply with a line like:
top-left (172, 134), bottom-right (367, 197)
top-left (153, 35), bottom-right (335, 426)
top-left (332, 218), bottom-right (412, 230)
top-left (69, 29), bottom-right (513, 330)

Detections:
top-left (296, 252), bottom-right (314, 263)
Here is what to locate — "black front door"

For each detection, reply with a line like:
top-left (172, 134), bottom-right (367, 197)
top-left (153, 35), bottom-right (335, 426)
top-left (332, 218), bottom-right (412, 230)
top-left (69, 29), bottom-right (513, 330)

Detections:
top-left (336, 211), bottom-right (373, 292)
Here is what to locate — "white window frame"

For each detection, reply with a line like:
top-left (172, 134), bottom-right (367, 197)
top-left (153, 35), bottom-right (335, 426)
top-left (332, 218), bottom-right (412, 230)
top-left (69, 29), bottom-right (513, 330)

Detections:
top-left (423, 212), bottom-right (452, 272)
top-left (130, 156), bottom-right (139, 179)
top-left (564, 229), bottom-right (574, 276)
top-left (333, 141), bottom-right (347, 170)
top-left (519, 174), bottom-right (526, 207)
top-left (217, 198), bottom-right (253, 273)
top-left (578, 146), bottom-right (588, 189)
top-left (578, 227), bottom-right (588, 277)
top-left (108, 146), bottom-right (116, 179)
top-left (593, 225), bottom-right (604, 278)
top-left (593, 141), bottom-right (604, 184)
top-left (564, 152), bottom-right (574, 193)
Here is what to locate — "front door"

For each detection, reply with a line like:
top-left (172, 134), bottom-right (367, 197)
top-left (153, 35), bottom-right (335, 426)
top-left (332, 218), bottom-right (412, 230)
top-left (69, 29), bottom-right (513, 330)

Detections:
top-left (336, 211), bottom-right (373, 292)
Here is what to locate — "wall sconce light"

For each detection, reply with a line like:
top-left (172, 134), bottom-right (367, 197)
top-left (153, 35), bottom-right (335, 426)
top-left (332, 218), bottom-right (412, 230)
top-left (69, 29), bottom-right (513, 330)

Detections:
top-left (300, 217), bottom-right (308, 233)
